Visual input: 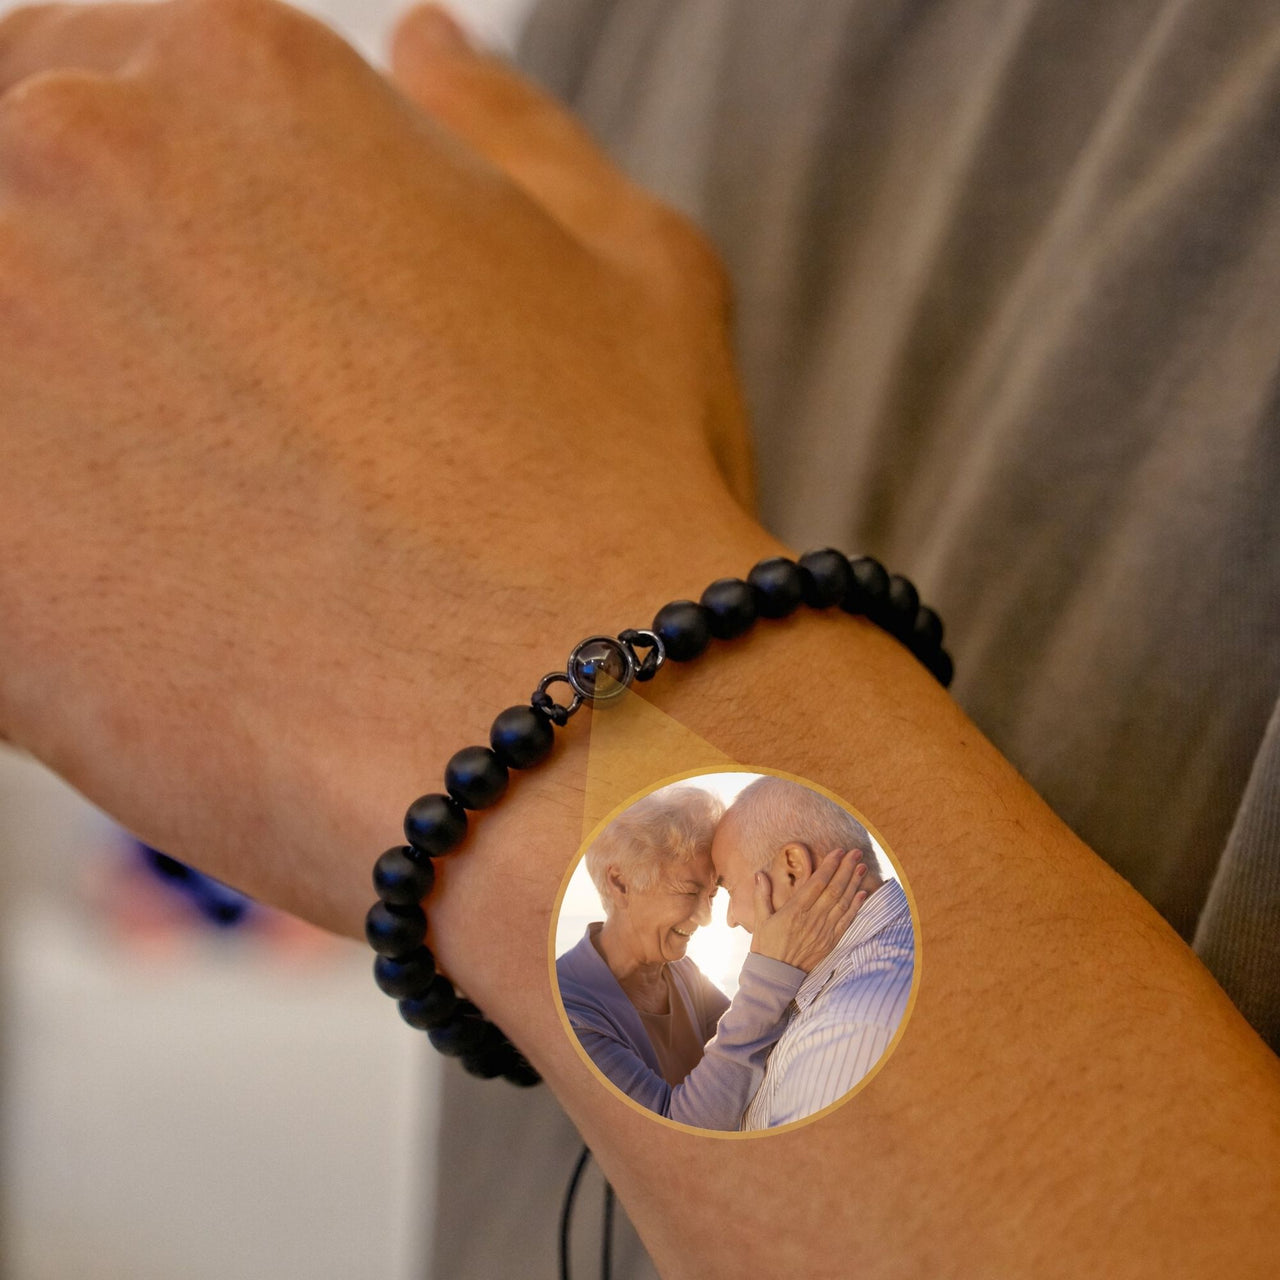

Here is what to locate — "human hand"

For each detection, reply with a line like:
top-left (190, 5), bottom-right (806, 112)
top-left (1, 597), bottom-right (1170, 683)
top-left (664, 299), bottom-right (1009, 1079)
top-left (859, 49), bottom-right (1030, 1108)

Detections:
top-left (748, 849), bottom-right (869, 972)
top-left (0, 0), bottom-right (764, 933)
top-left (385, 4), bottom-right (756, 507)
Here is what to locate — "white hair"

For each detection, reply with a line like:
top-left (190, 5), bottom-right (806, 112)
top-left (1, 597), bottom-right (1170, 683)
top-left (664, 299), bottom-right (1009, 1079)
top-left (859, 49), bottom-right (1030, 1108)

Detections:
top-left (726, 776), bottom-right (879, 876)
top-left (585, 783), bottom-right (724, 911)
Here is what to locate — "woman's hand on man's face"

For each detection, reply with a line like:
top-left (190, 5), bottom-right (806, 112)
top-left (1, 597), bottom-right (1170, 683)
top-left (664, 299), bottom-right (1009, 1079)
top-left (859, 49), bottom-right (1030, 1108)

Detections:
top-left (748, 849), bottom-right (869, 973)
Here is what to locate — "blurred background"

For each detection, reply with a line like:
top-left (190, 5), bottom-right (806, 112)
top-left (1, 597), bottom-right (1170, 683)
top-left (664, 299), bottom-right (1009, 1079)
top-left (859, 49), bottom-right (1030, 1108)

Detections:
top-left (0, 3), bottom-right (536, 1278)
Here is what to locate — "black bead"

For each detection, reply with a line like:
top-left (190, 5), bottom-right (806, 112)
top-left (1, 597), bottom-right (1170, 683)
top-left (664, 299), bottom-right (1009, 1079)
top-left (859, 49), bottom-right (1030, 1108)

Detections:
top-left (842, 556), bottom-right (891, 621)
top-left (404, 793), bottom-right (467, 857)
top-left (373, 946), bottom-right (436, 999)
top-left (398, 974), bottom-right (458, 1030)
top-left (428, 1008), bottom-right (492, 1058)
top-left (884, 575), bottom-right (921, 640)
top-left (148, 851), bottom-right (192, 882)
top-left (372, 845), bottom-right (435, 906)
top-left (909, 605), bottom-right (945, 654)
top-left (797, 547), bottom-right (852, 608)
top-left (459, 1020), bottom-right (510, 1074)
top-left (364, 902), bottom-right (427, 958)
top-left (747, 556), bottom-right (805, 619)
top-left (699, 577), bottom-right (757, 640)
top-left (652, 599), bottom-right (712, 662)
top-left (504, 1058), bottom-right (542, 1087)
top-left (489, 705), bottom-right (555, 770)
top-left (445, 745), bottom-right (509, 810)
top-left (401, 788), bottom-right (468, 860)
top-left (462, 1044), bottom-right (512, 1079)
top-left (928, 647), bottom-right (955, 688)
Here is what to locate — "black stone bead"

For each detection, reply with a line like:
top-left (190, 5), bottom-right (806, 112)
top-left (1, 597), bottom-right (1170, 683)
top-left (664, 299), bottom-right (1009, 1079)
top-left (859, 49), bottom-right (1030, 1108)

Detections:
top-left (372, 845), bottom-right (435, 906)
top-left (445, 744), bottom-right (509, 810)
top-left (699, 577), bottom-right (757, 640)
top-left (373, 946), bottom-right (436, 999)
top-left (461, 1045), bottom-right (511, 1079)
top-left (842, 556), bottom-right (891, 622)
top-left (928, 647), bottom-right (955, 688)
top-left (404, 793), bottom-right (467, 857)
top-left (457, 1019), bottom-right (509, 1072)
top-left (398, 974), bottom-right (458, 1030)
top-left (652, 599), bottom-right (712, 662)
top-left (504, 1059), bottom-right (542, 1088)
top-left (884, 575), bottom-right (921, 640)
top-left (910, 605), bottom-right (945, 655)
top-left (797, 547), bottom-right (852, 608)
top-left (364, 901), bottom-right (427, 958)
top-left (747, 556), bottom-right (805, 619)
top-left (149, 852), bottom-right (192, 883)
top-left (428, 1009), bottom-right (492, 1058)
top-left (489, 704), bottom-right (555, 770)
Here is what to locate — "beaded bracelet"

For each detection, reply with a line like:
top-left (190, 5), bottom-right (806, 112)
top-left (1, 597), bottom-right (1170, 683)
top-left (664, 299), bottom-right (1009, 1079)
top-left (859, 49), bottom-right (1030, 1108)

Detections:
top-left (363, 549), bottom-right (952, 1087)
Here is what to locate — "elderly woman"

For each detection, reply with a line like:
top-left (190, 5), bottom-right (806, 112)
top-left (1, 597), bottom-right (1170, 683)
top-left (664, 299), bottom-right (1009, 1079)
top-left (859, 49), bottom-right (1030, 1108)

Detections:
top-left (556, 783), bottom-right (866, 1130)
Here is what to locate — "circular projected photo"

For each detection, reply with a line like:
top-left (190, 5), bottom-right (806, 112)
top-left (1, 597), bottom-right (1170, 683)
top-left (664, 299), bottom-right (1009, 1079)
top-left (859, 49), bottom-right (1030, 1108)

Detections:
top-left (550, 770), bottom-right (919, 1135)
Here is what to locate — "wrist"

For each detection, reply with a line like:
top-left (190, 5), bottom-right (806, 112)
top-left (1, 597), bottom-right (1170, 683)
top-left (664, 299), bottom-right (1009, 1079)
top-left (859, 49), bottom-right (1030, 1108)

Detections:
top-left (366, 590), bottom-right (940, 1076)
top-left (238, 472), bottom-right (773, 933)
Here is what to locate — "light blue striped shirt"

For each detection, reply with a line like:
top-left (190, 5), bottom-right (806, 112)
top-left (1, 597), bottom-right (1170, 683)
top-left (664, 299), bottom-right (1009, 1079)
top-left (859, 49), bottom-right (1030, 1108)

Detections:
top-left (742, 877), bottom-right (916, 1129)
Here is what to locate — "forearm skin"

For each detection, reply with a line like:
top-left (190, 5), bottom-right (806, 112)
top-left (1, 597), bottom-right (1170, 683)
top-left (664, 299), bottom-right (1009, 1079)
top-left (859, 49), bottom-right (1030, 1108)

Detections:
top-left (361, 528), bottom-right (1280, 1278)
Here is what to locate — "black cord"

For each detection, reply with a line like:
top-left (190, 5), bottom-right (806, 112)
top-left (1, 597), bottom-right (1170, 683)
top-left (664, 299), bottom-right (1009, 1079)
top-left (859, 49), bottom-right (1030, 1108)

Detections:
top-left (601, 1180), bottom-right (615, 1280)
top-left (559, 1145), bottom-right (592, 1280)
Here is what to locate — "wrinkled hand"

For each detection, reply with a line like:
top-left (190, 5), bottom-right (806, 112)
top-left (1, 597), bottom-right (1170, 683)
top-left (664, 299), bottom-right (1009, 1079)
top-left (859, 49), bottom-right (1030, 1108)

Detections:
top-left (0, 0), bottom-right (759, 931)
top-left (749, 849), bottom-right (869, 972)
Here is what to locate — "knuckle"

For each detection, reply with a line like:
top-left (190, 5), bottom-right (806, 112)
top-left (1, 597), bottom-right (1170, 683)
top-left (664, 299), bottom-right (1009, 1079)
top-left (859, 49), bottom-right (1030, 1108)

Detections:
top-left (0, 70), bottom-right (121, 162)
top-left (163, 0), bottom-right (342, 78)
top-left (0, 75), bottom-right (157, 192)
top-left (0, 7), bottom-right (102, 94)
top-left (0, 3), bottom-right (53, 51)
top-left (169, 0), bottom-right (282, 35)
top-left (645, 204), bottom-right (734, 313)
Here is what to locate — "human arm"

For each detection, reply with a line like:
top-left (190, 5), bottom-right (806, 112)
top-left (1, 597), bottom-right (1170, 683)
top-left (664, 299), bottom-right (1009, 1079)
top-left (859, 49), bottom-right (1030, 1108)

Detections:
top-left (0, 5), bottom-right (1277, 1279)
top-left (563, 851), bottom-right (867, 1128)
top-left (565, 951), bottom-right (805, 1131)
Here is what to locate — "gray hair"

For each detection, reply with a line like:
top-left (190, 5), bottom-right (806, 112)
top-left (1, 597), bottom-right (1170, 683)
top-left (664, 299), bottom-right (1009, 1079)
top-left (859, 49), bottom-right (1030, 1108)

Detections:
top-left (585, 783), bottom-right (724, 909)
top-left (725, 776), bottom-right (879, 876)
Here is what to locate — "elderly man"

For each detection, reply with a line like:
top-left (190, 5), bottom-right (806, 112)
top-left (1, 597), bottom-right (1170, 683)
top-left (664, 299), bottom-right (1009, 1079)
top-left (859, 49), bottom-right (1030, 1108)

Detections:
top-left (555, 783), bottom-right (867, 1128)
top-left (712, 776), bottom-right (916, 1129)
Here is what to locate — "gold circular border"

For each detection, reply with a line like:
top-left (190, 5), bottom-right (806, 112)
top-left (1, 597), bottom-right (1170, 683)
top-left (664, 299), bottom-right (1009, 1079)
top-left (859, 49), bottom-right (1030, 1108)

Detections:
top-left (547, 763), bottom-right (922, 1139)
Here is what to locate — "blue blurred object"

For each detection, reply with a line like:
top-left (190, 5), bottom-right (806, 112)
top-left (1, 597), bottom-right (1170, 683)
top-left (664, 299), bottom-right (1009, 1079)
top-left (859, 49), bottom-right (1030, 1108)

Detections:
top-left (137, 844), bottom-right (256, 927)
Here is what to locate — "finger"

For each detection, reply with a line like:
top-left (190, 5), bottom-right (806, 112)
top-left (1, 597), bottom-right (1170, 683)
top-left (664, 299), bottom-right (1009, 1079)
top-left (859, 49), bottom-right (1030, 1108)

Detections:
top-left (0, 3), bottom-right (154, 96)
top-left (816, 853), bottom-right (868, 922)
top-left (830, 850), bottom-right (864, 895)
top-left (832, 889), bottom-right (869, 937)
top-left (832, 863), bottom-right (868, 912)
top-left (752, 870), bottom-right (776, 924)
top-left (794, 847), bottom-right (851, 908)
top-left (387, 3), bottom-right (640, 244)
